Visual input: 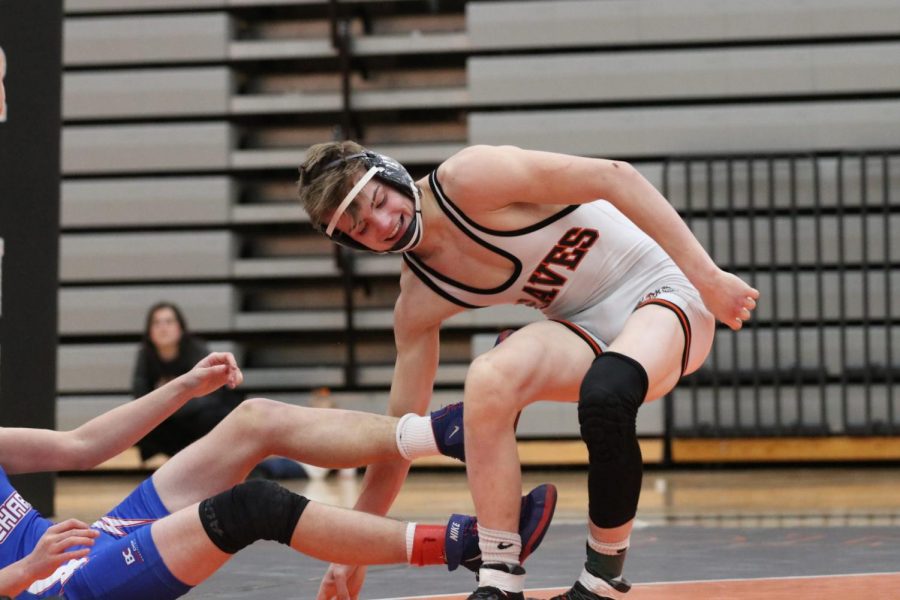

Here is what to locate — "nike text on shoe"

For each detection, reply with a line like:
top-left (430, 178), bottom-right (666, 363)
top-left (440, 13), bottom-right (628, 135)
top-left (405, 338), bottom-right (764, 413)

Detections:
top-left (445, 483), bottom-right (557, 572)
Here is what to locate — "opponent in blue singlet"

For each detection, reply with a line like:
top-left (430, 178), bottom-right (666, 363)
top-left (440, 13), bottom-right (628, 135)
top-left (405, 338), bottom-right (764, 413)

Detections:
top-left (0, 466), bottom-right (189, 599)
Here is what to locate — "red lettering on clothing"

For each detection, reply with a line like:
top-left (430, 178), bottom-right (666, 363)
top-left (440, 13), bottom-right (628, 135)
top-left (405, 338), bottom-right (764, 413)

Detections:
top-left (517, 227), bottom-right (599, 310)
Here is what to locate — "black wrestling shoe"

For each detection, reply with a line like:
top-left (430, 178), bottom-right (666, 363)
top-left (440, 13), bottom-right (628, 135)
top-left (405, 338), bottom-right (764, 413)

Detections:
top-left (467, 586), bottom-right (525, 600)
top-left (467, 563), bottom-right (526, 600)
top-left (549, 574), bottom-right (632, 600)
top-left (548, 581), bottom-right (614, 600)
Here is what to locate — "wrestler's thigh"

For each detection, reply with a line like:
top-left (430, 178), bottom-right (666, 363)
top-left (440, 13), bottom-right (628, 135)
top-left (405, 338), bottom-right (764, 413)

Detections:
top-left (469, 320), bottom-right (596, 406)
top-left (608, 304), bottom-right (686, 401)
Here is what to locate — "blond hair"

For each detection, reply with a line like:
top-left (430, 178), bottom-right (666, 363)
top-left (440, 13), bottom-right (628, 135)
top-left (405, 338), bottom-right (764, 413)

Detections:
top-left (297, 140), bottom-right (368, 228)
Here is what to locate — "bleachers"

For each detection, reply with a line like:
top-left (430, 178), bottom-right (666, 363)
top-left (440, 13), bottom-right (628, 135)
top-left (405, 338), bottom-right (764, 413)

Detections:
top-left (57, 0), bottom-right (900, 460)
top-left (466, 0), bottom-right (900, 49)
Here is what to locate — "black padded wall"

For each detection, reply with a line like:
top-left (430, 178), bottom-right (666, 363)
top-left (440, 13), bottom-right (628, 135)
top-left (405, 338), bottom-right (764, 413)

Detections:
top-left (0, 0), bottom-right (64, 515)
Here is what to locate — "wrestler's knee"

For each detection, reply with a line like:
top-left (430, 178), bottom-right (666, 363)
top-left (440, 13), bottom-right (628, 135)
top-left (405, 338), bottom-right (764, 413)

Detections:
top-left (464, 352), bottom-right (525, 421)
top-left (226, 397), bottom-right (286, 439)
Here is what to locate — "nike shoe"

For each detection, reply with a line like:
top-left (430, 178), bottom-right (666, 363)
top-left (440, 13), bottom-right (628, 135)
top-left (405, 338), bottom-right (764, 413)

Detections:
top-left (548, 581), bottom-right (615, 600)
top-left (466, 563), bottom-right (526, 600)
top-left (431, 401), bottom-right (466, 461)
top-left (430, 326), bottom-right (523, 462)
top-left (445, 483), bottom-right (557, 572)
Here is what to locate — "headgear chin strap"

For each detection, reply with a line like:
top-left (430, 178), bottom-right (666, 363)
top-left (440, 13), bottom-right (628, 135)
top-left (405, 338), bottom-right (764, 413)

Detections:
top-left (316, 151), bottom-right (423, 254)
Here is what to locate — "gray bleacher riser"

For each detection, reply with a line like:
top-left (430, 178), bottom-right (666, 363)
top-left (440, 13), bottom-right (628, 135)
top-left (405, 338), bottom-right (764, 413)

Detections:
top-left (64, 13), bottom-right (229, 66)
top-left (242, 367), bottom-right (345, 390)
top-left (57, 396), bottom-right (130, 431)
top-left (707, 325), bottom-right (899, 376)
top-left (60, 231), bottom-right (235, 282)
top-left (671, 384), bottom-right (899, 434)
top-left (63, 123), bottom-right (232, 174)
top-left (66, 0), bottom-right (428, 13)
top-left (469, 42), bottom-right (900, 106)
top-left (231, 142), bottom-right (466, 171)
top-left (64, 68), bottom-right (231, 120)
top-left (61, 177), bottom-right (233, 228)
top-left (59, 284), bottom-right (236, 335)
top-left (66, 0), bottom-right (224, 13)
top-left (58, 340), bottom-right (241, 394)
top-left (231, 88), bottom-right (470, 116)
top-left (58, 344), bottom-right (136, 393)
top-left (469, 100), bottom-right (900, 157)
top-left (467, 0), bottom-right (900, 50)
top-left (229, 32), bottom-right (467, 63)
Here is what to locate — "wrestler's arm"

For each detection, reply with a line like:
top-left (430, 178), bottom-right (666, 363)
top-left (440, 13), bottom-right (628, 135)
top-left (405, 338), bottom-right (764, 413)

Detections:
top-left (355, 263), bottom-right (465, 515)
top-left (440, 145), bottom-right (758, 329)
top-left (0, 353), bottom-right (242, 474)
top-left (317, 265), bottom-right (464, 600)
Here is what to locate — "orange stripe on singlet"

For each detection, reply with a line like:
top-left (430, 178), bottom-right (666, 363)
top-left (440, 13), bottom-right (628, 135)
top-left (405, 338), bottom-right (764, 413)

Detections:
top-left (636, 298), bottom-right (692, 375)
top-left (550, 319), bottom-right (602, 357)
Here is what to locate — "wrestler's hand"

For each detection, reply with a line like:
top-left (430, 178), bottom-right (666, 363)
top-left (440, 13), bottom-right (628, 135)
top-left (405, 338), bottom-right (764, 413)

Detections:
top-left (23, 519), bottom-right (99, 581)
top-left (185, 352), bottom-right (244, 397)
top-left (697, 269), bottom-right (760, 331)
top-left (316, 563), bottom-right (367, 600)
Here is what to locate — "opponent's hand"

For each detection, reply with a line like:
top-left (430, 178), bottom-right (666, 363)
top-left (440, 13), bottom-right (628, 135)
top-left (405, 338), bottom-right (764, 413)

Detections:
top-left (22, 519), bottom-right (99, 581)
top-left (316, 564), bottom-right (367, 600)
top-left (186, 352), bottom-right (244, 397)
top-left (697, 269), bottom-right (760, 331)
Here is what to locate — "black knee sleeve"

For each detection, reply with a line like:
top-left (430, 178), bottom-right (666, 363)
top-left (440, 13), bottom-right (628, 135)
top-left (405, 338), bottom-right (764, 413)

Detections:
top-left (199, 480), bottom-right (310, 554)
top-left (578, 352), bottom-right (648, 529)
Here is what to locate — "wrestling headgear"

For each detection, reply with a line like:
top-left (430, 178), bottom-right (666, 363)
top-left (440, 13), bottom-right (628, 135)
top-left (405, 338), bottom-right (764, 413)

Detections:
top-left (315, 151), bottom-right (423, 254)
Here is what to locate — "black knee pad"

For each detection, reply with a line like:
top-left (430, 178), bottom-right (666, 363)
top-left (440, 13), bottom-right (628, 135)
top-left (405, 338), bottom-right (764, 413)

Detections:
top-left (199, 480), bottom-right (309, 554)
top-left (578, 352), bottom-right (648, 528)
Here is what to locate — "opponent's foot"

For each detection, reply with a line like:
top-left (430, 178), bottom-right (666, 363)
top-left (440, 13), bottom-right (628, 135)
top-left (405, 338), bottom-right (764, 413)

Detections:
top-left (466, 563), bottom-right (526, 600)
top-left (445, 483), bottom-right (557, 572)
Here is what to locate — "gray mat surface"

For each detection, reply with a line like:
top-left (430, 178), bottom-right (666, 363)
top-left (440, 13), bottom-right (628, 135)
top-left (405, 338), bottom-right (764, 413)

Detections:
top-left (186, 524), bottom-right (900, 598)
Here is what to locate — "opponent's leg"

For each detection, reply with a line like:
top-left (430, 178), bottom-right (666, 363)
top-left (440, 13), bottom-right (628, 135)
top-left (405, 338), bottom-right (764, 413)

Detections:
top-left (154, 397), bottom-right (478, 513)
top-left (123, 480), bottom-right (554, 592)
top-left (152, 399), bottom-right (406, 511)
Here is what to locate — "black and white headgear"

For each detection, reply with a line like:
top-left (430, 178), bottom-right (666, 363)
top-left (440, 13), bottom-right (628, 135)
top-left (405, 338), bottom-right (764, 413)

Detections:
top-left (313, 150), bottom-right (423, 254)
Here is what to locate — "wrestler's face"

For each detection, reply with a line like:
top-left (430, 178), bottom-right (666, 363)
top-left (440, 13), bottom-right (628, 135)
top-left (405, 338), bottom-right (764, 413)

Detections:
top-left (331, 179), bottom-right (414, 253)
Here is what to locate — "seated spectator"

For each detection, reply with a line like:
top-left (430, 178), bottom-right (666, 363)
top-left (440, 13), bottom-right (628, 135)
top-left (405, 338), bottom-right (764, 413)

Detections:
top-left (132, 302), bottom-right (238, 462)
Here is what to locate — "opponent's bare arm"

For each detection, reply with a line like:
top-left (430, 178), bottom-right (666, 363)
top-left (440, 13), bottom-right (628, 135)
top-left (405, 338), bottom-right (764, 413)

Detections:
top-left (0, 353), bottom-right (242, 474)
top-left (439, 145), bottom-right (759, 330)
